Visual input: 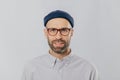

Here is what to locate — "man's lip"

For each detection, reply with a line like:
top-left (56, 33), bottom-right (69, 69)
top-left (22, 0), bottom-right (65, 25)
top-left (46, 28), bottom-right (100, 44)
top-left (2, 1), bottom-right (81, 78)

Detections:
top-left (54, 41), bottom-right (64, 44)
top-left (53, 42), bottom-right (64, 47)
top-left (53, 40), bottom-right (64, 44)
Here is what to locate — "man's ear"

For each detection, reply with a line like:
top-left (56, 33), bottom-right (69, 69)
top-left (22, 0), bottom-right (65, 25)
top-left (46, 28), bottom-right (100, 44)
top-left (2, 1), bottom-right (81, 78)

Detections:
top-left (70, 29), bottom-right (74, 36)
top-left (44, 28), bottom-right (48, 38)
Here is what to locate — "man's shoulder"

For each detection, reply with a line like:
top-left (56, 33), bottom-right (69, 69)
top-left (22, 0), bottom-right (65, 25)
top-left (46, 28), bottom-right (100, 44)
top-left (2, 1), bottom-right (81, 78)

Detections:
top-left (24, 54), bottom-right (48, 68)
top-left (72, 54), bottom-right (99, 79)
top-left (30, 54), bottom-right (48, 64)
top-left (72, 54), bottom-right (96, 70)
top-left (33, 54), bottom-right (48, 61)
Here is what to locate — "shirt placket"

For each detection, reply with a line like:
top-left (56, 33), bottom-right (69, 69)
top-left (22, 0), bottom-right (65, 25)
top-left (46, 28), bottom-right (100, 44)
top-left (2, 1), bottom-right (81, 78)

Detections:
top-left (53, 59), bottom-right (65, 80)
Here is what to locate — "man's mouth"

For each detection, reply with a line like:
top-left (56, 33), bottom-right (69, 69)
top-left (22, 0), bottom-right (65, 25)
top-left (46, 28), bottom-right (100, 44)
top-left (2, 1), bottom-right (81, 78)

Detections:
top-left (53, 40), bottom-right (65, 47)
top-left (54, 42), bottom-right (64, 47)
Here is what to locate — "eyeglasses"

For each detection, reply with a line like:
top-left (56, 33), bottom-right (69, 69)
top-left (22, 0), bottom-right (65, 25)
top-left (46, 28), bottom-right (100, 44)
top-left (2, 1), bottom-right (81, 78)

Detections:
top-left (46, 28), bottom-right (71, 36)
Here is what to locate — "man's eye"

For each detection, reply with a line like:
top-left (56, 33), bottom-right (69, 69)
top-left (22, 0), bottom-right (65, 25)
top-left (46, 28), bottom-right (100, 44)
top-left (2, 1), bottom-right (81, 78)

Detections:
top-left (49, 28), bottom-right (57, 32)
top-left (61, 28), bottom-right (68, 32)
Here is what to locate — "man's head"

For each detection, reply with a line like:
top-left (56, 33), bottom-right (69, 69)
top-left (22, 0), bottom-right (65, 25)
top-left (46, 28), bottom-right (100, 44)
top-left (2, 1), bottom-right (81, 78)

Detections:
top-left (44, 10), bottom-right (74, 54)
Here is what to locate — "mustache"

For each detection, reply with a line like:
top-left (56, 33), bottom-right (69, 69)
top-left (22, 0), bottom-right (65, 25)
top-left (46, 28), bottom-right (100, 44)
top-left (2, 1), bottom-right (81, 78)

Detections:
top-left (52, 39), bottom-right (66, 43)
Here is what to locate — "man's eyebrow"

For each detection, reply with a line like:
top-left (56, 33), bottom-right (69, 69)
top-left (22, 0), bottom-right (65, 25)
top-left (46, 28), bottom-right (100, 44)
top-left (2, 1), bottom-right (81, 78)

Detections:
top-left (47, 27), bottom-right (70, 29)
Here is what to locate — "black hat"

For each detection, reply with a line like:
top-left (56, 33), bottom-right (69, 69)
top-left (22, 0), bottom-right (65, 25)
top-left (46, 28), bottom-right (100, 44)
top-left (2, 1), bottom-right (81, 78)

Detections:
top-left (44, 10), bottom-right (74, 28)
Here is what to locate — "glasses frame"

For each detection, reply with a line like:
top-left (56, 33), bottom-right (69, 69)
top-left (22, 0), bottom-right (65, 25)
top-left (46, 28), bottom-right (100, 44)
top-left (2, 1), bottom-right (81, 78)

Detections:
top-left (46, 28), bottom-right (72, 36)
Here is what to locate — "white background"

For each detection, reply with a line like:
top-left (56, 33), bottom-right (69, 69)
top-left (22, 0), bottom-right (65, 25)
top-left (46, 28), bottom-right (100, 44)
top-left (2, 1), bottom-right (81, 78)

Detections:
top-left (0, 0), bottom-right (120, 80)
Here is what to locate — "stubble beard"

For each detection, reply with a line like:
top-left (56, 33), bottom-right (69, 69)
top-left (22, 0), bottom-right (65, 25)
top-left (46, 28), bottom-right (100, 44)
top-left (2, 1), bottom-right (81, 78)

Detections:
top-left (48, 39), bottom-right (70, 54)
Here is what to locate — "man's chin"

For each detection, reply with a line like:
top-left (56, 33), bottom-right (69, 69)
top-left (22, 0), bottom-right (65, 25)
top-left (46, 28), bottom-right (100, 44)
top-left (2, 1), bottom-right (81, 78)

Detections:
top-left (52, 48), bottom-right (66, 54)
top-left (54, 51), bottom-right (64, 54)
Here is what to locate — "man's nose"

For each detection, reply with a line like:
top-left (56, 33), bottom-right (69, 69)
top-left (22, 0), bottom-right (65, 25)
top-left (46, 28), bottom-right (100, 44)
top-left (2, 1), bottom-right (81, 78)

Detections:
top-left (55, 31), bottom-right (62, 39)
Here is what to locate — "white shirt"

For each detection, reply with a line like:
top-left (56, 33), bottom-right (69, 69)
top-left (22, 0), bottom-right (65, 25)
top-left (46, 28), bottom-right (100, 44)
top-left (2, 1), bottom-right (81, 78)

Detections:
top-left (22, 53), bottom-right (98, 80)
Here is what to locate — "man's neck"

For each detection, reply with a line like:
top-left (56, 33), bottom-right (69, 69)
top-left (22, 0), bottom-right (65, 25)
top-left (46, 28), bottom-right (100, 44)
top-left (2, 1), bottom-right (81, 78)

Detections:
top-left (49, 48), bottom-right (71, 60)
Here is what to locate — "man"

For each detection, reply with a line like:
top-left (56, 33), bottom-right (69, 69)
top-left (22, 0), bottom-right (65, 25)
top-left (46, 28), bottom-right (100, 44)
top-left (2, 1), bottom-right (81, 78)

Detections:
top-left (22, 10), bottom-right (98, 80)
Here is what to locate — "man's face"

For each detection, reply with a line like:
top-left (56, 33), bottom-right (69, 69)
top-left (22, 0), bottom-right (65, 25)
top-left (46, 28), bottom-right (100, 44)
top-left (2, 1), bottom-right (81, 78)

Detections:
top-left (44, 18), bottom-right (73, 54)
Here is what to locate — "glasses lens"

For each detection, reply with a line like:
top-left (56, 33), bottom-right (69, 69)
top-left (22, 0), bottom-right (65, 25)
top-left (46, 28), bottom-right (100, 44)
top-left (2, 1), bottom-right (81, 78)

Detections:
top-left (47, 28), bottom-right (57, 36)
top-left (60, 28), bottom-right (70, 35)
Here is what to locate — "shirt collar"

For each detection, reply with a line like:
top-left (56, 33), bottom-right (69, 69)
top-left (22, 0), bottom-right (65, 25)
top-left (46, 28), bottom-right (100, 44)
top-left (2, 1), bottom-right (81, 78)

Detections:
top-left (47, 51), bottom-right (73, 68)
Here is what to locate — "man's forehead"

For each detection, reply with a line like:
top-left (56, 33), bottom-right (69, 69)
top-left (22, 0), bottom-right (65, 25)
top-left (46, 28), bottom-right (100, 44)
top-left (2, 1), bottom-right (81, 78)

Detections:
top-left (46, 18), bottom-right (71, 28)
